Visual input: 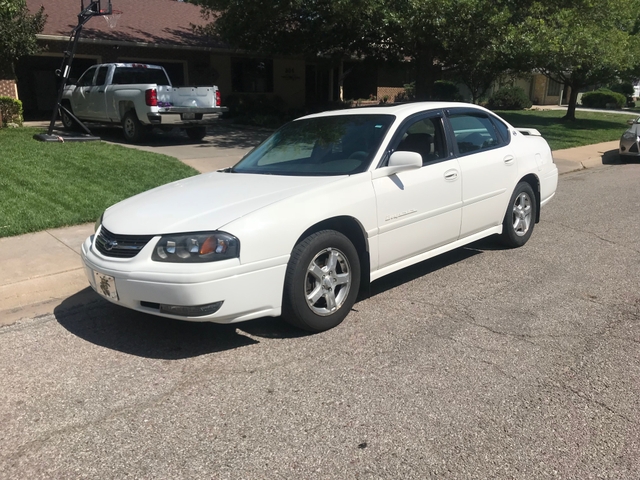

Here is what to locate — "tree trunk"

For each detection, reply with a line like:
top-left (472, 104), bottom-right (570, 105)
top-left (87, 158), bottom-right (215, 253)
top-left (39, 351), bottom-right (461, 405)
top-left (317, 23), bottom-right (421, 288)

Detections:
top-left (338, 60), bottom-right (344, 102)
top-left (414, 49), bottom-right (439, 100)
top-left (563, 86), bottom-right (580, 121)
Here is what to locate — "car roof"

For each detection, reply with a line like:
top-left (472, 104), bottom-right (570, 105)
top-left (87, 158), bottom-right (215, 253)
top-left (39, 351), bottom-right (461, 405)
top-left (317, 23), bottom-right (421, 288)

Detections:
top-left (100, 63), bottom-right (165, 70)
top-left (299, 102), bottom-right (493, 121)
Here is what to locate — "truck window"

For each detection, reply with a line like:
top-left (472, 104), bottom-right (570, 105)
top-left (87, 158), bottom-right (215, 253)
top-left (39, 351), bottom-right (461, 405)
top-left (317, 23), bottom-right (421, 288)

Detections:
top-left (112, 67), bottom-right (171, 86)
top-left (77, 66), bottom-right (97, 87)
top-left (95, 66), bottom-right (108, 86)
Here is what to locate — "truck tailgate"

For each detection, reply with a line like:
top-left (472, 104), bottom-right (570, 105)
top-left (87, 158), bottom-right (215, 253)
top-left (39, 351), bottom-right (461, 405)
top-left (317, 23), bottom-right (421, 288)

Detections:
top-left (157, 86), bottom-right (217, 108)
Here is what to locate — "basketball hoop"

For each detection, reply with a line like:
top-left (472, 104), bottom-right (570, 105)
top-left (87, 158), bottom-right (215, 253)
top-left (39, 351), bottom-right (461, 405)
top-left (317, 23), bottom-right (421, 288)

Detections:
top-left (102, 9), bottom-right (122, 29)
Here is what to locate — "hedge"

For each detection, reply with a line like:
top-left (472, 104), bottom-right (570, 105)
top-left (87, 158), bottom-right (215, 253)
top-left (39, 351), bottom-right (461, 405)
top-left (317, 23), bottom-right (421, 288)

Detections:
top-left (0, 97), bottom-right (23, 127)
top-left (487, 86), bottom-right (532, 110)
top-left (580, 89), bottom-right (626, 109)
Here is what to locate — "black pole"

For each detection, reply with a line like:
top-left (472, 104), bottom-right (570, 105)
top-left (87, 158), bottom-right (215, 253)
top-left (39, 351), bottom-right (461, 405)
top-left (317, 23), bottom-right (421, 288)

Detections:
top-left (45, 1), bottom-right (107, 135)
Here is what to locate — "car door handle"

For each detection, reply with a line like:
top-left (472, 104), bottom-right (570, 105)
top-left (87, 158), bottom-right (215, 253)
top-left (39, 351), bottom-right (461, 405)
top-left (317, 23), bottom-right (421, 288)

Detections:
top-left (444, 169), bottom-right (458, 181)
top-left (504, 155), bottom-right (515, 165)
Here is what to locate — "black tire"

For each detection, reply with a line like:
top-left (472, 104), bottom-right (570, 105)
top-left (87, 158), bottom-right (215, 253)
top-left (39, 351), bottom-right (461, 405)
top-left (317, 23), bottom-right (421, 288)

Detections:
top-left (122, 111), bottom-right (145, 143)
top-left (186, 126), bottom-right (207, 141)
top-left (500, 181), bottom-right (537, 248)
top-left (60, 103), bottom-right (77, 131)
top-left (282, 230), bottom-right (361, 332)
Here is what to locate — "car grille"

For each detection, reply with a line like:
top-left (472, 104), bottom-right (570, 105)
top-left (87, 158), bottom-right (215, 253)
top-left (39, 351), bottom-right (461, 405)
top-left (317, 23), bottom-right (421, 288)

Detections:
top-left (95, 227), bottom-right (155, 258)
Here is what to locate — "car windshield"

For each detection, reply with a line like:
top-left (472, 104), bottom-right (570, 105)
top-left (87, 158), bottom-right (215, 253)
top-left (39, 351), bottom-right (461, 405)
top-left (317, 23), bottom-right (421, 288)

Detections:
top-left (232, 114), bottom-right (395, 176)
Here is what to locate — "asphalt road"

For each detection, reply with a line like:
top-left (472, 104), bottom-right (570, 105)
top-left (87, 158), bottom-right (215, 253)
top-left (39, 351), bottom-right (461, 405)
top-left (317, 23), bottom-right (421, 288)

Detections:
top-left (1, 162), bottom-right (640, 479)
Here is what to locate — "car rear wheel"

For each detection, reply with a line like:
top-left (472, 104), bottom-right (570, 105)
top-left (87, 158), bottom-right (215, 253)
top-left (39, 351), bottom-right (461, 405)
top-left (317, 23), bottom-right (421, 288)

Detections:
top-left (282, 230), bottom-right (360, 332)
top-left (60, 104), bottom-right (77, 131)
top-left (500, 181), bottom-right (537, 248)
top-left (122, 111), bottom-right (145, 143)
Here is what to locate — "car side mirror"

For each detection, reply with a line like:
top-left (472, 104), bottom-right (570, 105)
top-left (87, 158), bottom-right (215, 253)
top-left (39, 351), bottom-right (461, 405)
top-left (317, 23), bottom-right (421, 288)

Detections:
top-left (372, 151), bottom-right (422, 178)
top-left (627, 118), bottom-right (635, 125)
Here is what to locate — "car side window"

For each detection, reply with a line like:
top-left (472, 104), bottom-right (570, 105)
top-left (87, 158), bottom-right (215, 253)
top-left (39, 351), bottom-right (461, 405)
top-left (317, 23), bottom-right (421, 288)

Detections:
top-left (396, 116), bottom-right (447, 165)
top-left (490, 115), bottom-right (511, 144)
top-left (77, 67), bottom-right (97, 87)
top-left (449, 113), bottom-right (501, 155)
top-left (94, 66), bottom-right (108, 86)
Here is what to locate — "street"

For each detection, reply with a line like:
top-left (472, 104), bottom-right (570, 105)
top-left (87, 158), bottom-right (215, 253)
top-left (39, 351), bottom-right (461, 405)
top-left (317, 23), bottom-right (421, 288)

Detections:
top-left (1, 162), bottom-right (639, 478)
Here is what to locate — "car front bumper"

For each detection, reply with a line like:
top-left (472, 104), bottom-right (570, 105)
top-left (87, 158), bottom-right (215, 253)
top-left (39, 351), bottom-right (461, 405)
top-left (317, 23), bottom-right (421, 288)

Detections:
top-left (81, 235), bottom-right (287, 323)
top-left (619, 134), bottom-right (640, 156)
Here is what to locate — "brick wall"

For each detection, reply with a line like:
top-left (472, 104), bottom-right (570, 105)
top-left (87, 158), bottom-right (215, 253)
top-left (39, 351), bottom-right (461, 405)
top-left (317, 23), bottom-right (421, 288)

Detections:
top-left (0, 79), bottom-right (18, 98)
top-left (377, 87), bottom-right (405, 102)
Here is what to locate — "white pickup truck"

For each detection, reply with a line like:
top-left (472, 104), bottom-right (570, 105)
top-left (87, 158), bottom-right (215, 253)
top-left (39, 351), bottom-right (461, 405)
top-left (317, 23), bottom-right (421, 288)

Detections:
top-left (60, 63), bottom-right (227, 142)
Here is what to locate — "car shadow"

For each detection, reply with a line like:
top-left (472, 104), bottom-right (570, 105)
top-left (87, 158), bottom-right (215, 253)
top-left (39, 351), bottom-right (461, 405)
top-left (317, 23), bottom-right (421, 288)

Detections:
top-left (55, 241), bottom-right (501, 357)
top-left (602, 148), bottom-right (638, 165)
top-left (368, 243), bottom-right (488, 297)
top-left (55, 288), bottom-right (308, 359)
top-left (54, 288), bottom-right (255, 359)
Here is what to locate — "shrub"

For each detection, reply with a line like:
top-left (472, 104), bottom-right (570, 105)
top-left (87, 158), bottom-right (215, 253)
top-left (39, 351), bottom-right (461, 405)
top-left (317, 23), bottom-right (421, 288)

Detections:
top-left (608, 82), bottom-right (634, 97)
top-left (222, 94), bottom-right (287, 118)
top-left (432, 80), bottom-right (461, 101)
top-left (608, 82), bottom-right (636, 106)
top-left (0, 97), bottom-right (23, 127)
top-left (395, 82), bottom-right (415, 102)
top-left (487, 86), bottom-right (532, 110)
top-left (580, 89), bottom-right (626, 109)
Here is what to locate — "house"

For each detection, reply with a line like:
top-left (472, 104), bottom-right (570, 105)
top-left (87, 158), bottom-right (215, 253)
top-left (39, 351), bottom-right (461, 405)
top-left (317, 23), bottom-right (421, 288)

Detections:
top-left (5, 0), bottom-right (563, 119)
top-left (10, 0), bottom-right (309, 119)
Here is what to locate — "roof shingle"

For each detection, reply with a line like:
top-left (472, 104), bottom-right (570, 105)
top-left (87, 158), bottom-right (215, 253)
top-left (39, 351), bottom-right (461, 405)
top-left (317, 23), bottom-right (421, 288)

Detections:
top-left (26, 0), bottom-right (223, 48)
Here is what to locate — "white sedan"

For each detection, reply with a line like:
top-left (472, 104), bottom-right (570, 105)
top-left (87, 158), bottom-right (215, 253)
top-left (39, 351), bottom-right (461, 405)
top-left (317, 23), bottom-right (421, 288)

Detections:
top-left (82, 102), bottom-right (558, 332)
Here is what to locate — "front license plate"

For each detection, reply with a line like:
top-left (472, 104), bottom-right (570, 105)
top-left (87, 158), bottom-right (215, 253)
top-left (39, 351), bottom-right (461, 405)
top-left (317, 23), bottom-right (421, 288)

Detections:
top-left (93, 271), bottom-right (119, 300)
top-left (182, 113), bottom-right (195, 120)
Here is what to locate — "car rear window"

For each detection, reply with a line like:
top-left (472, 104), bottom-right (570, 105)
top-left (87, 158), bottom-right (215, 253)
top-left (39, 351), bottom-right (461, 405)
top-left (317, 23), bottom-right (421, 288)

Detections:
top-left (112, 67), bottom-right (171, 86)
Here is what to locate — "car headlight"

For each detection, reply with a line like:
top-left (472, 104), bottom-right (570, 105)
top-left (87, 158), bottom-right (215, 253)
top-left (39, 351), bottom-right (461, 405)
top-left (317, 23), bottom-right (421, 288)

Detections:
top-left (152, 231), bottom-right (239, 263)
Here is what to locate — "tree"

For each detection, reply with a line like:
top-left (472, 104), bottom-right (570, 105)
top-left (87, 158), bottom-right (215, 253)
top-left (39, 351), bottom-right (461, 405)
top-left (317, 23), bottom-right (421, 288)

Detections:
top-left (522, 0), bottom-right (640, 120)
top-left (0, 0), bottom-right (46, 78)
top-left (439, 0), bottom-right (520, 103)
top-left (193, 0), bottom-right (526, 102)
top-left (193, 0), bottom-right (391, 100)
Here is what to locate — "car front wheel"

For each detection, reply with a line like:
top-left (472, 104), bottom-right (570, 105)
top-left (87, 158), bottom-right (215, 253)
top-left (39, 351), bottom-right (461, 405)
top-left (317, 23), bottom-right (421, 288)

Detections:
top-left (500, 181), bottom-right (537, 248)
top-left (282, 230), bottom-right (361, 332)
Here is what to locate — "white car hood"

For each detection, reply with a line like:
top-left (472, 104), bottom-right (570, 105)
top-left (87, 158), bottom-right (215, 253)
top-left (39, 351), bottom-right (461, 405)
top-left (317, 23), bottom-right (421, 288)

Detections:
top-left (102, 172), bottom-right (341, 235)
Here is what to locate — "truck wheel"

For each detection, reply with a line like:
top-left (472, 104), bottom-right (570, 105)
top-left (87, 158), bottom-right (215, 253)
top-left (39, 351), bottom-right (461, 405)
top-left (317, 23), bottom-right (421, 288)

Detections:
top-left (60, 104), bottom-right (77, 131)
top-left (186, 127), bottom-right (207, 141)
top-left (122, 111), bottom-right (145, 143)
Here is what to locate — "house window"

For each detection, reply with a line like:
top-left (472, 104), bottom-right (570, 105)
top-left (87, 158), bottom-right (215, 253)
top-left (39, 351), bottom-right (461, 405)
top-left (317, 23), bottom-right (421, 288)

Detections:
top-left (231, 58), bottom-right (273, 93)
top-left (547, 79), bottom-right (562, 97)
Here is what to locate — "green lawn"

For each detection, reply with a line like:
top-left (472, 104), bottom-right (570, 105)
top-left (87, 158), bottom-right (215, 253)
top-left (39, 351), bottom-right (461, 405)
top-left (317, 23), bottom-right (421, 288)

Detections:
top-left (497, 109), bottom-right (628, 150)
top-left (0, 128), bottom-right (198, 238)
top-left (0, 110), bottom-right (630, 237)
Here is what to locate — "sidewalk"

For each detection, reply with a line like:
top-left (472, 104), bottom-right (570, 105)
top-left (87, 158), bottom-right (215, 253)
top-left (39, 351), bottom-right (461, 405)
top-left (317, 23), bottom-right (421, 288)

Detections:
top-left (0, 139), bottom-right (624, 327)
